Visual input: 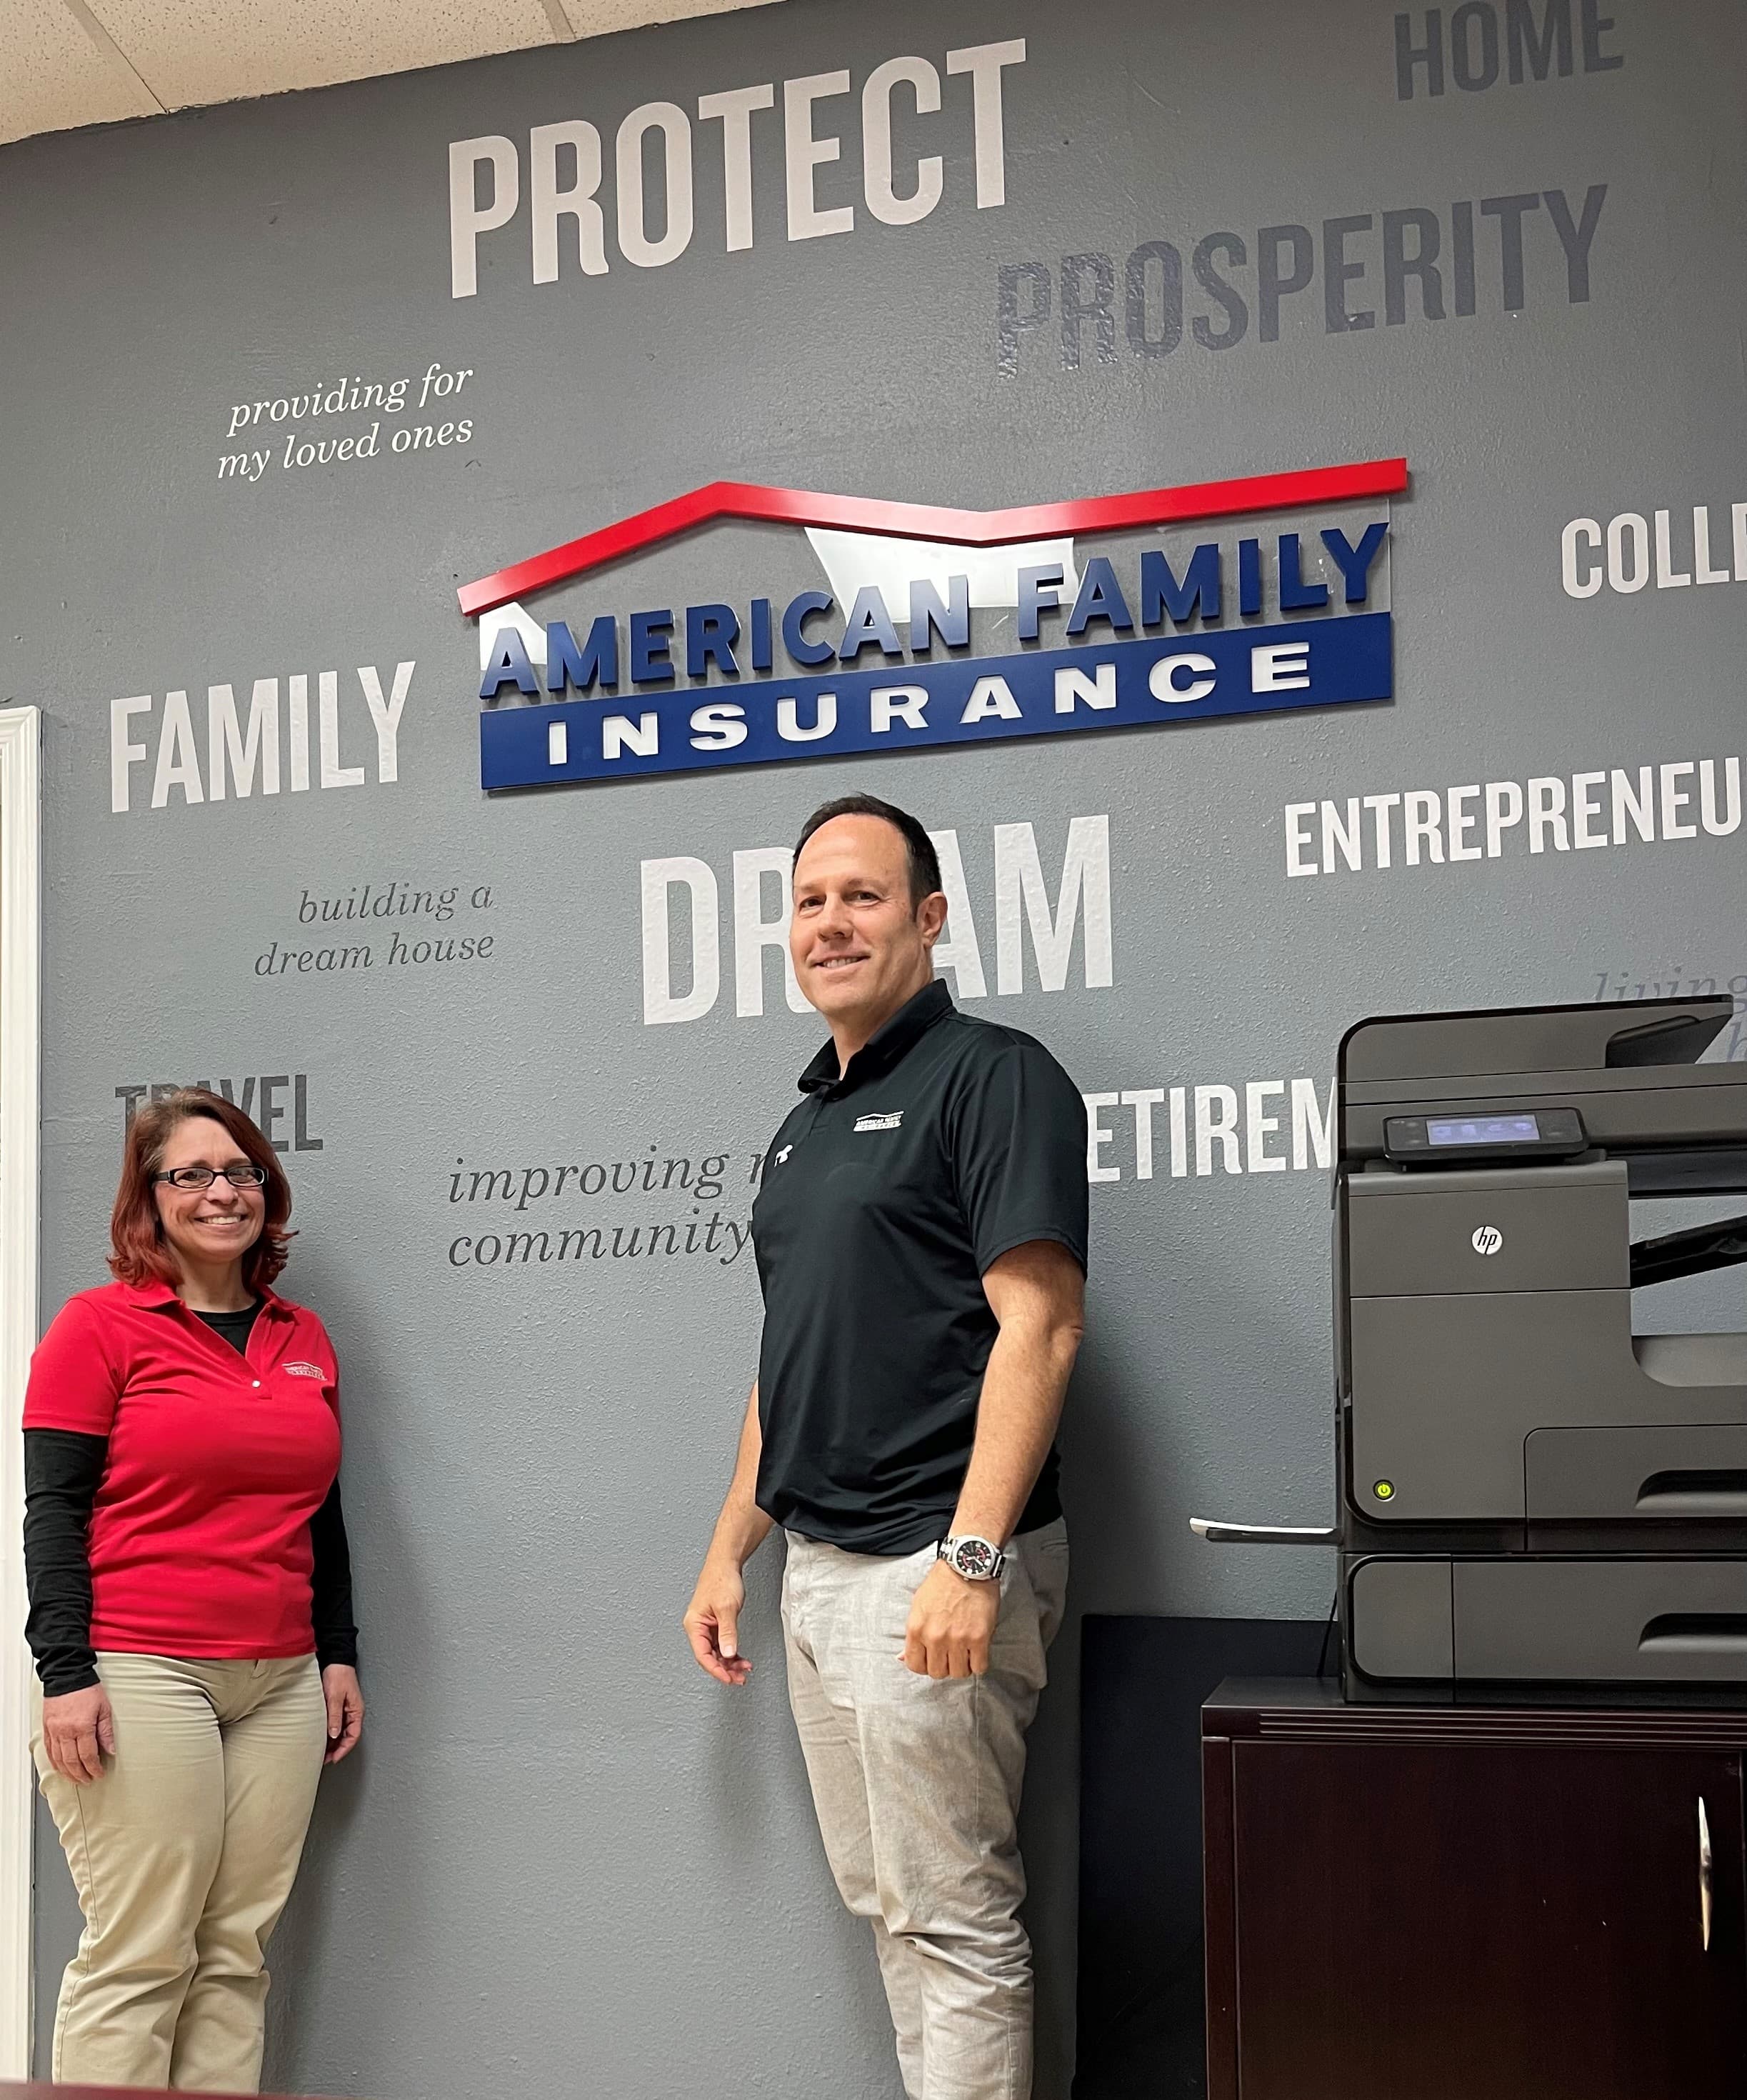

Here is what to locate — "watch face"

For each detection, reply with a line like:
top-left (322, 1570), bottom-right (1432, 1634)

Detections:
top-left (953, 1538), bottom-right (999, 1579)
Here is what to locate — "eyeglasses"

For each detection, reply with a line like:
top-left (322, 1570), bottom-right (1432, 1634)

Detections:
top-left (154, 1164), bottom-right (269, 1191)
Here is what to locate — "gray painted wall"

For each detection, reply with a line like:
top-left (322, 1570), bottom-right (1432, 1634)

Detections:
top-left (2, 0), bottom-right (1743, 2092)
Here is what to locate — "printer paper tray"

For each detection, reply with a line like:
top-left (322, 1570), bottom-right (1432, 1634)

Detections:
top-left (1350, 1556), bottom-right (1747, 1685)
top-left (1527, 1419), bottom-right (1747, 1516)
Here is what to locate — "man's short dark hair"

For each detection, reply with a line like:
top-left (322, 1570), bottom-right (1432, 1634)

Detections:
top-left (794, 794), bottom-right (943, 907)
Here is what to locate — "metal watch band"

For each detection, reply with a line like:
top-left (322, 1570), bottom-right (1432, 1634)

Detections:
top-left (938, 1534), bottom-right (1006, 1581)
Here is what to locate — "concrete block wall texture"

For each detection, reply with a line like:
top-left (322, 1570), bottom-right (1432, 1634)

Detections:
top-left (1, 0), bottom-right (1743, 2091)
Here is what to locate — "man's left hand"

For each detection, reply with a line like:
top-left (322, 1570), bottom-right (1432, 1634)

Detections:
top-left (903, 1559), bottom-right (1001, 1678)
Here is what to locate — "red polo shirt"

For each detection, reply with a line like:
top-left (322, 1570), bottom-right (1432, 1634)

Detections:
top-left (24, 1280), bottom-right (342, 1659)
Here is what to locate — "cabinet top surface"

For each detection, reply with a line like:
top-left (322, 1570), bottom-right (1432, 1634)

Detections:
top-left (1203, 1677), bottom-right (1747, 1749)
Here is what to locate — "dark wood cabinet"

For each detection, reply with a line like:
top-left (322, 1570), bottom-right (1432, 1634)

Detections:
top-left (1203, 1679), bottom-right (1747, 2100)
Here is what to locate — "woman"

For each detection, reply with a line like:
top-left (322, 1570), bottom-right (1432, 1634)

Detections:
top-left (23, 1088), bottom-right (363, 2092)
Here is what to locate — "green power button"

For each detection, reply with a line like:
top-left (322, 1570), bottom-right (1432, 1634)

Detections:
top-left (1373, 1479), bottom-right (1396, 1501)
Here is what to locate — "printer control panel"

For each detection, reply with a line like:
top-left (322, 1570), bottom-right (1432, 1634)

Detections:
top-left (1383, 1106), bottom-right (1587, 1164)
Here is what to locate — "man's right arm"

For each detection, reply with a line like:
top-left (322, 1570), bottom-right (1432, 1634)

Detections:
top-left (682, 1384), bottom-right (774, 1686)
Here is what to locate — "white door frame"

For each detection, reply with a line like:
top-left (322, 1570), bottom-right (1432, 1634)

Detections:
top-left (0, 706), bottom-right (41, 2075)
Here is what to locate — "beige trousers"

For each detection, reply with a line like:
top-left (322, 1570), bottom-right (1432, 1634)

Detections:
top-left (33, 1652), bottom-right (327, 2093)
top-left (782, 1521), bottom-right (1069, 2100)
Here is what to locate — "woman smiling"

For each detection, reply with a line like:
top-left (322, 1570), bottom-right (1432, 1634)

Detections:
top-left (22, 1087), bottom-right (361, 2092)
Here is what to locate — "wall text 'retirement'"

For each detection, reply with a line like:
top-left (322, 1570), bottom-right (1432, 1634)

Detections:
top-left (1083, 1079), bottom-right (1333, 1180)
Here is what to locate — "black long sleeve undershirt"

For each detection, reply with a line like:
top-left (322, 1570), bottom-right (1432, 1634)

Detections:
top-left (309, 1476), bottom-right (359, 1671)
top-left (23, 1302), bottom-right (359, 1696)
top-left (23, 1430), bottom-right (104, 1696)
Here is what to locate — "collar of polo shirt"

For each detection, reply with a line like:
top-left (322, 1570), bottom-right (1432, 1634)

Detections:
top-left (798, 979), bottom-right (953, 1096)
top-left (119, 1278), bottom-right (289, 1314)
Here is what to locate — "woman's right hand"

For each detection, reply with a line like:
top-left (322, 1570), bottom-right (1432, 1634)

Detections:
top-left (41, 1685), bottom-right (115, 1784)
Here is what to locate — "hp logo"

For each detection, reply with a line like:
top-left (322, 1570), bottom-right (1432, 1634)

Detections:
top-left (1471, 1224), bottom-right (1505, 1256)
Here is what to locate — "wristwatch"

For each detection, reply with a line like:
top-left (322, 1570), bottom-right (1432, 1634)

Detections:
top-left (938, 1535), bottom-right (1006, 1581)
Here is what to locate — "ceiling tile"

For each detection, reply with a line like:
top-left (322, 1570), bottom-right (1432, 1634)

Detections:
top-left (0, 0), bottom-right (791, 149)
top-left (556, 0), bottom-right (785, 31)
top-left (0, 0), bottom-right (157, 146)
top-left (79, 0), bottom-right (561, 111)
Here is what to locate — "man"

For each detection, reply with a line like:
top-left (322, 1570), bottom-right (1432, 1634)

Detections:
top-left (683, 793), bottom-right (1087, 2100)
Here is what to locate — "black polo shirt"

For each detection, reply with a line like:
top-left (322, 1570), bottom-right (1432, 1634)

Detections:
top-left (751, 978), bottom-right (1088, 1555)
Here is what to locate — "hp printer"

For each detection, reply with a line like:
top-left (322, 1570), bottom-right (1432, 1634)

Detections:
top-left (1196, 996), bottom-right (1747, 1702)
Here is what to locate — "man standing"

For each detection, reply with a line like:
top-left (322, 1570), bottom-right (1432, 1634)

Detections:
top-left (684, 794), bottom-right (1088, 2100)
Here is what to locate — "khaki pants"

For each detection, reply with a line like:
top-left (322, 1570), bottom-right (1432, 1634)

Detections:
top-left (782, 1521), bottom-right (1069, 2100)
top-left (33, 1652), bottom-right (327, 2093)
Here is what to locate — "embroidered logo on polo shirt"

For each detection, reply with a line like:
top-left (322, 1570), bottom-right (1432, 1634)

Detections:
top-left (285, 1361), bottom-right (328, 1379)
top-left (854, 1112), bottom-right (903, 1132)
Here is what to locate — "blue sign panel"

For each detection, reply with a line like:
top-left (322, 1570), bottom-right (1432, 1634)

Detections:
top-left (478, 611), bottom-right (1392, 791)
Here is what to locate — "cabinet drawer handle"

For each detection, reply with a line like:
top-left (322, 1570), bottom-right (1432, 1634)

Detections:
top-left (1700, 1796), bottom-right (1713, 1954)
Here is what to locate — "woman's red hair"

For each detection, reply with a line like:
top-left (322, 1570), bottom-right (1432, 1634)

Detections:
top-left (109, 1089), bottom-right (294, 1291)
